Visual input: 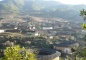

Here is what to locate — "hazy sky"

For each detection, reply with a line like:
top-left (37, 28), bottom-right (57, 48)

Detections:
top-left (55, 0), bottom-right (86, 5)
top-left (0, 0), bottom-right (86, 5)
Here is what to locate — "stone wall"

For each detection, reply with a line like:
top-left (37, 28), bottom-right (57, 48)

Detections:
top-left (53, 57), bottom-right (59, 60)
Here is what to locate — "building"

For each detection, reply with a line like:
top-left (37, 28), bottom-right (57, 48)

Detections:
top-left (42, 27), bottom-right (53, 30)
top-left (35, 48), bottom-right (61, 60)
top-left (5, 29), bottom-right (20, 33)
top-left (1, 22), bottom-right (15, 29)
top-left (53, 40), bottom-right (79, 54)
top-left (0, 30), bottom-right (5, 33)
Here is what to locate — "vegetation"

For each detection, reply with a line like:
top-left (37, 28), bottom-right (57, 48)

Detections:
top-left (80, 9), bottom-right (86, 20)
top-left (0, 33), bottom-right (52, 49)
top-left (73, 9), bottom-right (86, 60)
top-left (0, 0), bottom-right (85, 22)
top-left (0, 45), bottom-right (37, 60)
top-left (0, 0), bottom-right (24, 13)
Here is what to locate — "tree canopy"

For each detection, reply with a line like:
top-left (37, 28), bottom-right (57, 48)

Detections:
top-left (0, 45), bottom-right (37, 60)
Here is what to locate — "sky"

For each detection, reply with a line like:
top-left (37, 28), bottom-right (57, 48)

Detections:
top-left (55, 0), bottom-right (86, 5)
top-left (0, 0), bottom-right (86, 5)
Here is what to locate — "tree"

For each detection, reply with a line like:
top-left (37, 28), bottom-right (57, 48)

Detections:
top-left (80, 9), bottom-right (86, 30)
top-left (0, 45), bottom-right (37, 60)
top-left (80, 9), bottom-right (86, 41)
top-left (72, 9), bottom-right (86, 60)
top-left (73, 9), bottom-right (86, 60)
top-left (80, 9), bottom-right (86, 20)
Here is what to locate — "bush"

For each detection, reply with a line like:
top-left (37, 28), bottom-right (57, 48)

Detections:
top-left (0, 45), bottom-right (37, 60)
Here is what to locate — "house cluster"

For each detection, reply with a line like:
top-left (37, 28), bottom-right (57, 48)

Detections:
top-left (40, 21), bottom-right (83, 40)
top-left (0, 20), bottom-right (82, 38)
top-left (36, 21), bottom-right (85, 60)
top-left (0, 19), bottom-right (85, 60)
top-left (0, 21), bottom-right (37, 34)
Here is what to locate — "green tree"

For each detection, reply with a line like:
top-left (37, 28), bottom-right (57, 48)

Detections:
top-left (80, 9), bottom-right (86, 30)
top-left (73, 9), bottom-right (86, 60)
top-left (80, 9), bottom-right (86, 20)
top-left (0, 45), bottom-right (37, 60)
top-left (72, 9), bottom-right (86, 60)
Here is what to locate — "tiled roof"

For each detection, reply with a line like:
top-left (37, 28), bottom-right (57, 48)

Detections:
top-left (35, 48), bottom-right (61, 60)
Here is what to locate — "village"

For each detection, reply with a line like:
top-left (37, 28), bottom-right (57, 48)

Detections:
top-left (0, 18), bottom-right (85, 60)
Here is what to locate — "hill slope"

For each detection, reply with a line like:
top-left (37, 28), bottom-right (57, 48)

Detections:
top-left (0, 0), bottom-right (86, 22)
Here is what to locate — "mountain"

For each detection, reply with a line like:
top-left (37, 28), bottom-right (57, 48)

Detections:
top-left (20, 0), bottom-right (86, 22)
top-left (0, 0), bottom-right (86, 22)
top-left (41, 4), bottom-right (86, 22)
top-left (0, 0), bottom-right (24, 14)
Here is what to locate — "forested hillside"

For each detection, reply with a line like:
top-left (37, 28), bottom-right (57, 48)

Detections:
top-left (0, 0), bottom-right (86, 22)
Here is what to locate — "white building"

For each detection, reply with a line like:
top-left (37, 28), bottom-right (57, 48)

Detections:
top-left (42, 27), bottom-right (53, 30)
top-left (35, 32), bottom-right (39, 36)
top-left (0, 30), bottom-right (5, 33)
